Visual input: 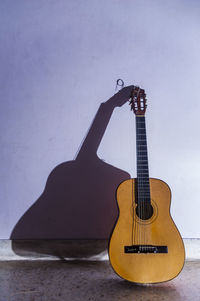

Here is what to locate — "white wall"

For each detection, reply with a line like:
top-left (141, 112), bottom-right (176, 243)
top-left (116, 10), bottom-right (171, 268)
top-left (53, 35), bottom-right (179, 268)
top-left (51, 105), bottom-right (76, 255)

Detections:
top-left (1, 0), bottom-right (200, 238)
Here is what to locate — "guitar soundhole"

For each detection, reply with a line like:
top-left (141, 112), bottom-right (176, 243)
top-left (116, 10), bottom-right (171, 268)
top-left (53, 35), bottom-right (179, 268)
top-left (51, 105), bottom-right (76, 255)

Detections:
top-left (136, 202), bottom-right (154, 220)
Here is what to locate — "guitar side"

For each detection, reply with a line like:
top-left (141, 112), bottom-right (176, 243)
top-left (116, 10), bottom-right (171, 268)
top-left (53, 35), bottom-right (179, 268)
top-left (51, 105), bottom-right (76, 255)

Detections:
top-left (108, 178), bottom-right (185, 284)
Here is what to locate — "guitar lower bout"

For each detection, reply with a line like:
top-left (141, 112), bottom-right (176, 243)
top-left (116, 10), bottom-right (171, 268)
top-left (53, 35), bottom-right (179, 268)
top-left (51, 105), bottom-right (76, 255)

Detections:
top-left (108, 178), bottom-right (185, 284)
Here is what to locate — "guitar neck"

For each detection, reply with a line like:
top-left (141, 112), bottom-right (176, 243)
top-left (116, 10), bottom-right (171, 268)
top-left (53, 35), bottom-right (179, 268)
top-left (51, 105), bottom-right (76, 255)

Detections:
top-left (136, 116), bottom-right (150, 202)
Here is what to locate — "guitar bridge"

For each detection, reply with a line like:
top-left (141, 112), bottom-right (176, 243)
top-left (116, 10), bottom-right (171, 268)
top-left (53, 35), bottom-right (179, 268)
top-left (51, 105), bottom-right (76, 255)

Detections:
top-left (124, 245), bottom-right (168, 254)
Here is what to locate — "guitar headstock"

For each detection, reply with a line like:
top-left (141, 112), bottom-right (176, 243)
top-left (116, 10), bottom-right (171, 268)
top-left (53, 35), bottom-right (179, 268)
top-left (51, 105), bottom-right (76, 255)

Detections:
top-left (129, 86), bottom-right (147, 116)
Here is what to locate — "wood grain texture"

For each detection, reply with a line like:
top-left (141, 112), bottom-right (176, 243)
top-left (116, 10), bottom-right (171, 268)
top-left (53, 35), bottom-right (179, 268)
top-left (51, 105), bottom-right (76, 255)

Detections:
top-left (109, 178), bottom-right (185, 283)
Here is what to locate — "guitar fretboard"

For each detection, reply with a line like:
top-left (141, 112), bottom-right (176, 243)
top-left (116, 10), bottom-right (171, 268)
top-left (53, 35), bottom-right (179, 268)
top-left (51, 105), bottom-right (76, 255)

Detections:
top-left (136, 116), bottom-right (150, 203)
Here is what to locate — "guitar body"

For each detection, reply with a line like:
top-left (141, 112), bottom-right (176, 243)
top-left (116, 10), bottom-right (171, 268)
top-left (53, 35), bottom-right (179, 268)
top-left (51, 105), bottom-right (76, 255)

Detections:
top-left (109, 178), bottom-right (185, 283)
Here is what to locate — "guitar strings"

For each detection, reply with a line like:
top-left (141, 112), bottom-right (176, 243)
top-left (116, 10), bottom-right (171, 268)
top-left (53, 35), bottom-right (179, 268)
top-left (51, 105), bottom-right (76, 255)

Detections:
top-left (137, 115), bottom-right (141, 246)
top-left (132, 178), bottom-right (136, 246)
top-left (141, 116), bottom-right (144, 246)
top-left (133, 90), bottom-right (150, 247)
top-left (132, 90), bottom-right (151, 249)
top-left (137, 114), bottom-right (148, 247)
top-left (137, 115), bottom-right (142, 246)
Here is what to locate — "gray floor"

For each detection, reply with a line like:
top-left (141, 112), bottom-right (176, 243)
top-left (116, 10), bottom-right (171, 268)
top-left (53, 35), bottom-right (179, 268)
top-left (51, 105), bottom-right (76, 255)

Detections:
top-left (0, 260), bottom-right (199, 301)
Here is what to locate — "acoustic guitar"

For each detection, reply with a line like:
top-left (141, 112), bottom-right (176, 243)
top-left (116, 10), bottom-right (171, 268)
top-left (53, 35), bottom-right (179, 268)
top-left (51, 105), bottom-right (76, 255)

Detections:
top-left (108, 86), bottom-right (185, 283)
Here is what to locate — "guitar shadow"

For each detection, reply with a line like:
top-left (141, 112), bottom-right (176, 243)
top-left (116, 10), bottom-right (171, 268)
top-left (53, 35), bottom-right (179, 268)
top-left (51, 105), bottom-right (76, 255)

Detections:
top-left (10, 100), bottom-right (130, 258)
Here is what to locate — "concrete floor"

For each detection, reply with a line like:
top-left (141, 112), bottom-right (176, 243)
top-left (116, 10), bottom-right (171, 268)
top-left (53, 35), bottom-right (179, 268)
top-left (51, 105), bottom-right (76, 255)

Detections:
top-left (0, 260), bottom-right (199, 301)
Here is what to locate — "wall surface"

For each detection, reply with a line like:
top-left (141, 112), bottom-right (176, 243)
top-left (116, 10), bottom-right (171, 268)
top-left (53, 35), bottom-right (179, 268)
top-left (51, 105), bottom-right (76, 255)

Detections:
top-left (1, 0), bottom-right (200, 238)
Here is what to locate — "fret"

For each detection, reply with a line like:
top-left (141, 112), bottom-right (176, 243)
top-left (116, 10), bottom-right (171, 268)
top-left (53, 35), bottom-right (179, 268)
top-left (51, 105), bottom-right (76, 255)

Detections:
top-left (138, 181), bottom-right (149, 186)
top-left (137, 179), bottom-right (149, 182)
top-left (136, 123), bottom-right (145, 127)
top-left (137, 173), bottom-right (149, 176)
top-left (138, 197), bottom-right (151, 201)
top-left (137, 166), bottom-right (148, 168)
top-left (137, 129), bottom-right (146, 133)
top-left (137, 141), bottom-right (147, 145)
top-left (137, 187), bottom-right (150, 191)
top-left (137, 166), bottom-right (149, 168)
top-left (138, 197), bottom-right (151, 200)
